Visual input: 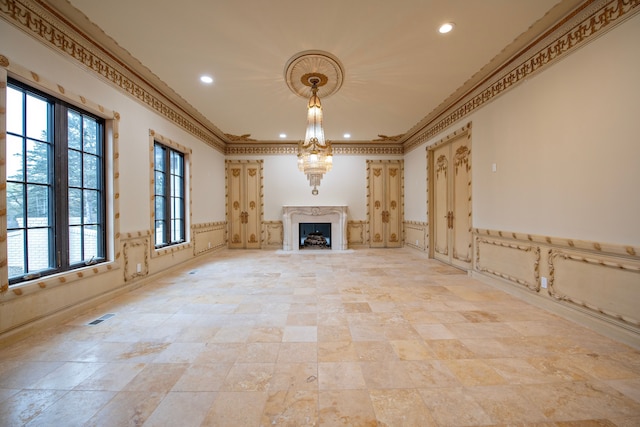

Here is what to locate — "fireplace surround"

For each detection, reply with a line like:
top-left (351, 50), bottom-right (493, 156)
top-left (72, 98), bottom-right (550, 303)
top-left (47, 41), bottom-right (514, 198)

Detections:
top-left (282, 206), bottom-right (348, 251)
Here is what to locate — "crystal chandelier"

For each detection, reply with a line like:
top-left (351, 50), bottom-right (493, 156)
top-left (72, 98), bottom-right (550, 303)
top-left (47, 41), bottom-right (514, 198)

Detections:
top-left (297, 76), bottom-right (332, 195)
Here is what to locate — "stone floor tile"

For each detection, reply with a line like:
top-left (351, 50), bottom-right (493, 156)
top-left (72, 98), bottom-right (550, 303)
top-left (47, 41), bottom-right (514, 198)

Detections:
top-left (0, 248), bottom-right (638, 425)
top-left (261, 390), bottom-right (318, 426)
top-left (318, 362), bottom-right (367, 390)
top-left (202, 391), bottom-right (267, 426)
top-left (143, 391), bottom-right (217, 427)
top-left (318, 389), bottom-right (377, 425)
top-left (25, 390), bottom-right (115, 427)
top-left (85, 390), bottom-right (165, 426)
top-left (419, 387), bottom-right (493, 426)
top-left (369, 389), bottom-right (438, 426)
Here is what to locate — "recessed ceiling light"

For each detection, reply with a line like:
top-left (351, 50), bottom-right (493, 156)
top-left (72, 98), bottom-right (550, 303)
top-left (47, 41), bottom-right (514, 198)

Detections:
top-left (343, 133), bottom-right (351, 139)
top-left (279, 133), bottom-right (287, 138)
top-left (200, 75), bottom-right (213, 84)
top-left (439, 22), bottom-right (454, 34)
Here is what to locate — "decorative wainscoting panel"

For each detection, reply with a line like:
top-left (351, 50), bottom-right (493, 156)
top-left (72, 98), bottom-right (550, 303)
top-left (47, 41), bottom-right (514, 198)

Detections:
top-left (122, 236), bottom-right (149, 282)
top-left (263, 221), bottom-right (284, 248)
top-left (193, 222), bottom-right (226, 255)
top-left (475, 237), bottom-right (540, 292)
top-left (347, 221), bottom-right (367, 247)
top-left (473, 229), bottom-right (640, 336)
top-left (549, 250), bottom-right (640, 326)
top-left (405, 221), bottom-right (427, 251)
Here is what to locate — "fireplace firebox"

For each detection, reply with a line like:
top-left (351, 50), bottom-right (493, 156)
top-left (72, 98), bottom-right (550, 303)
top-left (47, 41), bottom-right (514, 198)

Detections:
top-left (299, 223), bottom-right (331, 249)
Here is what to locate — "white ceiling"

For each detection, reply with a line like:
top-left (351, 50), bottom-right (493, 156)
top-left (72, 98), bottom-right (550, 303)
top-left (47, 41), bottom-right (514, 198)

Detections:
top-left (58, 0), bottom-right (581, 144)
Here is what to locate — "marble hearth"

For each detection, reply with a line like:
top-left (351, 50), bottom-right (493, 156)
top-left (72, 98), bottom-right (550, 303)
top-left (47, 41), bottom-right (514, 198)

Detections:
top-left (282, 206), bottom-right (348, 251)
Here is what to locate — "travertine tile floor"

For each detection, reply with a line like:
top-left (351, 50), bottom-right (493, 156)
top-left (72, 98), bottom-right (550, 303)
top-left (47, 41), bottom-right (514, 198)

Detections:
top-left (1, 248), bottom-right (639, 426)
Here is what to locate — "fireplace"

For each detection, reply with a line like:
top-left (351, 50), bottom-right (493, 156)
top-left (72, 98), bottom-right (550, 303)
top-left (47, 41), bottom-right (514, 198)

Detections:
top-left (299, 223), bottom-right (331, 249)
top-left (282, 206), bottom-right (348, 251)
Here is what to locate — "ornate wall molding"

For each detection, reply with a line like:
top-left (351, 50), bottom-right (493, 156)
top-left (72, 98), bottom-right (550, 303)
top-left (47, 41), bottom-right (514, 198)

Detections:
top-left (192, 221), bottom-right (226, 230)
top-left (474, 228), bottom-right (640, 333)
top-left (122, 237), bottom-right (149, 282)
top-left (475, 237), bottom-right (541, 292)
top-left (474, 228), bottom-right (639, 259)
top-left (193, 222), bottom-right (226, 255)
top-left (347, 220), bottom-right (367, 246)
top-left (404, 221), bottom-right (428, 251)
top-left (263, 221), bottom-right (283, 248)
top-left (548, 249), bottom-right (640, 326)
top-left (0, 0), bottom-right (226, 152)
top-left (405, 0), bottom-right (640, 150)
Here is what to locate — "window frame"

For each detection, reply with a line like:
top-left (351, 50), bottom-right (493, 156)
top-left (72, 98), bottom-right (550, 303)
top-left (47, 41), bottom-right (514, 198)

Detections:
top-left (6, 79), bottom-right (107, 285)
top-left (153, 140), bottom-right (186, 249)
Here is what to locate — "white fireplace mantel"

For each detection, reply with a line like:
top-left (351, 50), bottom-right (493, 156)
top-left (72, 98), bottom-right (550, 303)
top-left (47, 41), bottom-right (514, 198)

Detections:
top-left (282, 206), bottom-right (348, 251)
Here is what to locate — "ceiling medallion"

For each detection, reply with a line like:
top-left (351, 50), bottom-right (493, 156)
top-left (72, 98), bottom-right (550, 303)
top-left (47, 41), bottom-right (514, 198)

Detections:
top-left (284, 50), bottom-right (344, 99)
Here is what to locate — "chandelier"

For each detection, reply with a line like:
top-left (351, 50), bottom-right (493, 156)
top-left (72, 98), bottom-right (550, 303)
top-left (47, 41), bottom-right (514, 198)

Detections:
top-left (285, 50), bottom-right (344, 195)
top-left (297, 76), bottom-right (332, 195)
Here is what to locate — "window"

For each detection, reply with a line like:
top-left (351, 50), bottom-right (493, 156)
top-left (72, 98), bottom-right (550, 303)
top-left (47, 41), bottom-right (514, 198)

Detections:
top-left (154, 142), bottom-right (185, 248)
top-left (6, 80), bottom-right (106, 284)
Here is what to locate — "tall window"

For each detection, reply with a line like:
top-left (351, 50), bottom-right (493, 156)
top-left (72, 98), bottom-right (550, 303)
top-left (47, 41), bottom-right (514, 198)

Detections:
top-left (154, 142), bottom-right (185, 248)
top-left (6, 80), bottom-right (106, 284)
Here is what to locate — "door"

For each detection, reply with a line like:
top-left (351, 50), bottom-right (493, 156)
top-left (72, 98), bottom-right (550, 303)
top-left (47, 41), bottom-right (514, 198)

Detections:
top-left (368, 160), bottom-right (403, 248)
top-left (226, 160), bottom-right (262, 249)
top-left (430, 132), bottom-right (472, 270)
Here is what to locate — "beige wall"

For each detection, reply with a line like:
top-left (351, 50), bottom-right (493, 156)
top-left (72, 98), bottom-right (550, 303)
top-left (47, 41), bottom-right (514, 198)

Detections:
top-left (471, 13), bottom-right (640, 245)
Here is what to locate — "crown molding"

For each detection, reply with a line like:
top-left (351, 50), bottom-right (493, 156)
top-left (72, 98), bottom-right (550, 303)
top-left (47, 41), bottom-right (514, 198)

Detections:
top-left (0, 0), bottom-right (228, 152)
top-left (403, 0), bottom-right (640, 152)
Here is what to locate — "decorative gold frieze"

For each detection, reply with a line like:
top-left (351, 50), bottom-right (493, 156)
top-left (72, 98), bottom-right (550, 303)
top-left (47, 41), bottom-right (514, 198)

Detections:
top-left (225, 144), bottom-right (403, 155)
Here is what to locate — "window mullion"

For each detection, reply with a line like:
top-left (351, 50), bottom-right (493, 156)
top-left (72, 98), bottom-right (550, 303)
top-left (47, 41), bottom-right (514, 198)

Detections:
top-left (164, 148), bottom-right (171, 245)
top-left (54, 102), bottom-right (69, 269)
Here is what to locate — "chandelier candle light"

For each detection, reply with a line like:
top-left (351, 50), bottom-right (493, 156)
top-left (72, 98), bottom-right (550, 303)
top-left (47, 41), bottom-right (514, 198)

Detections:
top-left (298, 75), bottom-right (332, 195)
top-left (285, 50), bottom-right (344, 195)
